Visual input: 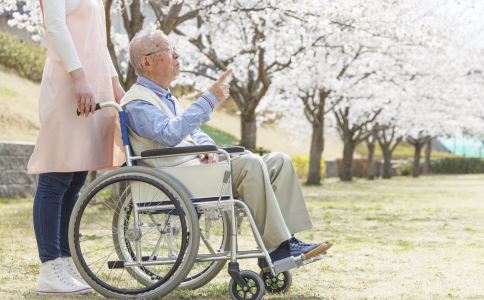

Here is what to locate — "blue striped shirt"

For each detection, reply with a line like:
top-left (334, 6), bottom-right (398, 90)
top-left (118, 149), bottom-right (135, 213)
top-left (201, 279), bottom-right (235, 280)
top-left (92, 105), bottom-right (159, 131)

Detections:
top-left (124, 76), bottom-right (219, 147)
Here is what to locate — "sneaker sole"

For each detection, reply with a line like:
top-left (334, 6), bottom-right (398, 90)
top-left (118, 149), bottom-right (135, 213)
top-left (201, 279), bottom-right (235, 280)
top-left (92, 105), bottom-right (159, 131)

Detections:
top-left (37, 287), bottom-right (93, 296)
top-left (302, 241), bottom-right (333, 260)
top-left (260, 242), bottom-right (334, 273)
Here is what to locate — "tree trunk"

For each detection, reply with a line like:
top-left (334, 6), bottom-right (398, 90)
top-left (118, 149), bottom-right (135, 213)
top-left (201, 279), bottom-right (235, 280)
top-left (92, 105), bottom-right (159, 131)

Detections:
top-left (241, 112), bottom-right (257, 151)
top-left (423, 138), bottom-right (432, 175)
top-left (124, 65), bottom-right (137, 89)
top-left (340, 138), bottom-right (355, 181)
top-left (382, 147), bottom-right (392, 179)
top-left (306, 124), bottom-right (324, 185)
top-left (366, 138), bottom-right (376, 180)
top-left (104, 0), bottom-right (143, 89)
top-left (412, 143), bottom-right (423, 177)
top-left (104, 0), bottom-right (120, 80)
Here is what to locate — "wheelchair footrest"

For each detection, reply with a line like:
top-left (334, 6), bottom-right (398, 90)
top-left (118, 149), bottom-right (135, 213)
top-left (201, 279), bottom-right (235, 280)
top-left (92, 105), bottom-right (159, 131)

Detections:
top-left (272, 256), bottom-right (297, 274)
top-left (270, 253), bottom-right (326, 274)
top-left (295, 253), bottom-right (325, 267)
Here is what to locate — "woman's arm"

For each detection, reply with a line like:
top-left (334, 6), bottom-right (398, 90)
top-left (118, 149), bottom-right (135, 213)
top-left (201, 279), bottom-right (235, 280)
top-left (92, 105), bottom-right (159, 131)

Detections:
top-left (106, 48), bottom-right (118, 77)
top-left (112, 75), bottom-right (125, 103)
top-left (42, 0), bottom-right (81, 72)
top-left (42, 0), bottom-right (96, 116)
top-left (106, 48), bottom-right (125, 103)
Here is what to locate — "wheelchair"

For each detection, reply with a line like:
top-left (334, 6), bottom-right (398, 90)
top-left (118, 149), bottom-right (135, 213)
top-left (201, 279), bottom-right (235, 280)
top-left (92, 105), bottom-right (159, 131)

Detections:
top-left (68, 102), bottom-right (327, 299)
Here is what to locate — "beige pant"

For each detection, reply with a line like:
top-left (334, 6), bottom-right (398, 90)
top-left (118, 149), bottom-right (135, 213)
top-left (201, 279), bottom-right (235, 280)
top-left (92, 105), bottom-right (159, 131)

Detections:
top-left (231, 152), bottom-right (313, 250)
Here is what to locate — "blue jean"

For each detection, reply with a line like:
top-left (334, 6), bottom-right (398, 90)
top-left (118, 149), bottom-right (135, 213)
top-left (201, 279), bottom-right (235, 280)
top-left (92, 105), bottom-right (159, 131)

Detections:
top-left (33, 172), bottom-right (88, 263)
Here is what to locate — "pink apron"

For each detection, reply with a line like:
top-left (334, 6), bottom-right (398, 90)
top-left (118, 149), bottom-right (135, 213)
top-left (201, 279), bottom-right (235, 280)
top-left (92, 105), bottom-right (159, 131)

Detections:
top-left (28, 0), bottom-right (125, 174)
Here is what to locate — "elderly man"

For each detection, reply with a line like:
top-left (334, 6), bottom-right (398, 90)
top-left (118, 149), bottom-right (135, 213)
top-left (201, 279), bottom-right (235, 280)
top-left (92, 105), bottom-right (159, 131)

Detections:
top-left (121, 28), bottom-right (332, 267)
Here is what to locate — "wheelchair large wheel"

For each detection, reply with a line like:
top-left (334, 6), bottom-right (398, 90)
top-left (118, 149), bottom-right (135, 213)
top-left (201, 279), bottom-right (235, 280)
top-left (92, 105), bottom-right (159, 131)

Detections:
top-left (179, 209), bottom-right (231, 289)
top-left (69, 167), bottom-right (200, 299)
top-left (117, 202), bottom-right (232, 290)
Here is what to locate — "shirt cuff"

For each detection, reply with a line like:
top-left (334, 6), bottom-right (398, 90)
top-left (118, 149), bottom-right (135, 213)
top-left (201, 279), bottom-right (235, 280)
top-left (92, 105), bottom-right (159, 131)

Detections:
top-left (200, 140), bottom-right (216, 146)
top-left (66, 63), bottom-right (83, 73)
top-left (199, 92), bottom-right (219, 112)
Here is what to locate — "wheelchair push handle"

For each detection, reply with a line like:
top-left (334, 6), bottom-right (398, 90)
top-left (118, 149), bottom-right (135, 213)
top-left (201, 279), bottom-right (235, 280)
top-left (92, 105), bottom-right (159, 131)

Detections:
top-left (76, 103), bottom-right (102, 116)
top-left (75, 101), bottom-right (124, 116)
top-left (74, 101), bottom-right (129, 148)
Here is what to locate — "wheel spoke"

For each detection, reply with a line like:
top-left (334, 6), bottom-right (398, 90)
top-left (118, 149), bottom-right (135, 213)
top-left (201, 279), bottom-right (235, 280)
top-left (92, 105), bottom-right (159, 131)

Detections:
top-left (72, 173), bottom-right (195, 297)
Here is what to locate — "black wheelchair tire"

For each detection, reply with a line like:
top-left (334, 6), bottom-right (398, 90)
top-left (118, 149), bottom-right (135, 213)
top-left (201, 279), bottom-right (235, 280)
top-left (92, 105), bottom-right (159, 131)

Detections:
top-left (68, 166), bottom-right (200, 299)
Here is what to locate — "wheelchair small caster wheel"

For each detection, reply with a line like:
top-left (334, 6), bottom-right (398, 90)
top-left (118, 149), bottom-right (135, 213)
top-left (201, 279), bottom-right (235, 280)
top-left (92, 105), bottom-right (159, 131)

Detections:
top-left (229, 270), bottom-right (265, 300)
top-left (260, 270), bottom-right (292, 294)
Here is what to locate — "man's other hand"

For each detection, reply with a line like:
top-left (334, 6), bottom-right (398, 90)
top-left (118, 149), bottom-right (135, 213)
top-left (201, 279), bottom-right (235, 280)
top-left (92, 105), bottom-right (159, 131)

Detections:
top-left (198, 153), bottom-right (219, 164)
top-left (209, 69), bottom-right (233, 102)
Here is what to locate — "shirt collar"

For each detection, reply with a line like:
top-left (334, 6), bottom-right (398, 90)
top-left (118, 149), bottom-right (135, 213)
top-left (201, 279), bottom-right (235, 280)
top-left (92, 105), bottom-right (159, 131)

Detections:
top-left (136, 76), bottom-right (172, 100)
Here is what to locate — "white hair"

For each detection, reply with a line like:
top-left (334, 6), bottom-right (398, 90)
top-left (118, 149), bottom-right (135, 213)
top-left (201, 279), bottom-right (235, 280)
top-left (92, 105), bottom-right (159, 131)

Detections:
top-left (128, 28), bottom-right (169, 75)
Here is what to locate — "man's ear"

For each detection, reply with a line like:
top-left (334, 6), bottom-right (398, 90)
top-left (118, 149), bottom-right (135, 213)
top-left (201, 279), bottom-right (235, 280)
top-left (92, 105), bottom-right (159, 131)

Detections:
top-left (142, 56), bottom-right (152, 71)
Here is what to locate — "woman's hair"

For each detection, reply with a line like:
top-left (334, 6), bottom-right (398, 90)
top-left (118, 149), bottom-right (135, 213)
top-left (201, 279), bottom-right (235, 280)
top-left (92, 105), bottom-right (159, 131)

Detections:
top-left (129, 28), bottom-right (168, 75)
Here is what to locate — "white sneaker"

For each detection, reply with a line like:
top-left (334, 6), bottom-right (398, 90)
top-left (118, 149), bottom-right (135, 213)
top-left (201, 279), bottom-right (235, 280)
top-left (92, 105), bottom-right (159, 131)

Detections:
top-left (61, 256), bottom-right (92, 291)
top-left (37, 257), bottom-right (92, 295)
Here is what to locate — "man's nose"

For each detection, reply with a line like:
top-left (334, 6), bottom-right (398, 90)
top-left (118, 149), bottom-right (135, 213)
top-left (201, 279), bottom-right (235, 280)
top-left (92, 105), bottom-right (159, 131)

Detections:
top-left (173, 51), bottom-right (179, 60)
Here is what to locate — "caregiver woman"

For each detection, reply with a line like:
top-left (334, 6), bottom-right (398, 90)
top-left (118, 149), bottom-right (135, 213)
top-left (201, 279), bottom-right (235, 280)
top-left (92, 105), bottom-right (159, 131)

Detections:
top-left (28, 0), bottom-right (125, 295)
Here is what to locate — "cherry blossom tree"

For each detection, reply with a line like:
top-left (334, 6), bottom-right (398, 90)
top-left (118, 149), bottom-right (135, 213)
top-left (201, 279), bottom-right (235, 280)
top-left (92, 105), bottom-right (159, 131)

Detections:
top-left (1, 0), bottom-right (218, 88)
top-left (270, 0), bottom-right (420, 183)
top-left (1, 0), bottom-right (42, 41)
top-left (105, 0), bottom-right (221, 88)
top-left (2, 0), bottom-right (483, 174)
top-left (275, 0), bottom-right (484, 182)
top-left (173, 0), bottom-right (310, 150)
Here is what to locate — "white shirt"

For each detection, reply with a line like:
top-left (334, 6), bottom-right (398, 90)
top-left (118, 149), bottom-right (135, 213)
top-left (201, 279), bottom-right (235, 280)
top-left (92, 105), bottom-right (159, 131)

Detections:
top-left (43, 0), bottom-right (116, 75)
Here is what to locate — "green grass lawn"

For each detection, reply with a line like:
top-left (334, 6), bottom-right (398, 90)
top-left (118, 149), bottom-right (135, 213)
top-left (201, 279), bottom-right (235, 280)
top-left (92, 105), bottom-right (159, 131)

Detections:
top-left (1, 175), bottom-right (484, 299)
top-left (201, 124), bottom-right (238, 147)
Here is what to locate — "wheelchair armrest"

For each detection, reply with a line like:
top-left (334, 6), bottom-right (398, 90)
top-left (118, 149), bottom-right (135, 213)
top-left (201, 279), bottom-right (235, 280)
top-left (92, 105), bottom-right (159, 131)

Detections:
top-left (140, 145), bottom-right (218, 157)
top-left (221, 146), bottom-right (246, 154)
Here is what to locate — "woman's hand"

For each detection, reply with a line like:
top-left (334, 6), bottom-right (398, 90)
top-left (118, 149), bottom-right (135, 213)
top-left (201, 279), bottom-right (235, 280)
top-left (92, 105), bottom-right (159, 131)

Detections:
top-left (70, 68), bottom-right (96, 117)
top-left (112, 76), bottom-right (125, 103)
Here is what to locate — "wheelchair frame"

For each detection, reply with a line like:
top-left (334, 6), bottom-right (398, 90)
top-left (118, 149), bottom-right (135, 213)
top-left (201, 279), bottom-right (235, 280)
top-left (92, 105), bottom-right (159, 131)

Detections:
top-left (70, 102), bottom-right (325, 299)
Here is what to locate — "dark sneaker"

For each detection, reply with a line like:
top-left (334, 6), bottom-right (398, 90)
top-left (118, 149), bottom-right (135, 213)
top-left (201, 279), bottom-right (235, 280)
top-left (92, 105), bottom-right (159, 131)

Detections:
top-left (290, 240), bottom-right (333, 259)
top-left (289, 236), bottom-right (313, 247)
top-left (290, 240), bottom-right (319, 256)
top-left (258, 240), bottom-right (291, 270)
top-left (258, 239), bottom-right (333, 271)
top-left (289, 236), bottom-right (331, 254)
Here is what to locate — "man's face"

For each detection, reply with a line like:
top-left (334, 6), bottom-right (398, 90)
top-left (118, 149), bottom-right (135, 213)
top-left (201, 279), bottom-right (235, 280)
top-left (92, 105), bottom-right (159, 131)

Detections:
top-left (144, 37), bottom-right (180, 81)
